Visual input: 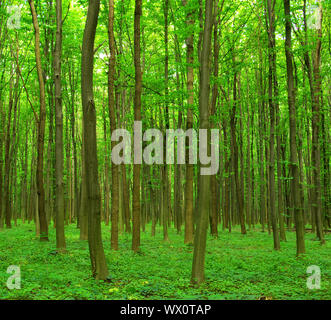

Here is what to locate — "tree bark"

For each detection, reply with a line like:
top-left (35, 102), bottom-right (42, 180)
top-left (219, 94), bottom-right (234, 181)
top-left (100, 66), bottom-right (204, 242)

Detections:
top-left (230, 56), bottom-right (246, 235)
top-left (310, 0), bottom-right (325, 244)
top-left (209, 0), bottom-right (221, 238)
top-left (81, 0), bottom-right (109, 279)
top-left (108, 0), bottom-right (119, 250)
top-left (54, 0), bottom-right (66, 251)
top-left (162, 0), bottom-right (170, 242)
top-left (132, 0), bottom-right (142, 252)
top-left (283, 0), bottom-right (305, 255)
top-left (191, 0), bottom-right (213, 286)
top-left (29, 0), bottom-right (48, 241)
top-left (4, 75), bottom-right (13, 229)
top-left (183, 0), bottom-right (195, 245)
top-left (266, 0), bottom-right (280, 250)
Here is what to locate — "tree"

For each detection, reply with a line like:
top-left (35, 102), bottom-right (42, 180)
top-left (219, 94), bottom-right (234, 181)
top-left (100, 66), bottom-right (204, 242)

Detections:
top-left (54, 0), bottom-right (66, 251)
top-left (183, 0), bottom-right (195, 245)
top-left (283, 0), bottom-right (305, 255)
top-left (191, 0), bottom-right (214, 286)
top-left (265, 0), bottom-right (280, 250)
top-left (162, 0), bottom-right (170, 242)
top-left (3, 70), bottom-right (13, 229)
top-left (310, 0), bottom-right (325, 244)
top-left (81, 0), bottom-right (109, 279)
top-left (230, 52), bottom-right (246, 235)
top-left (28, 0), bottom-right (48, 242)
top-left (132, 0), bottom-right (142, 253)
top-left (108, 0), bottom-right (120, 251)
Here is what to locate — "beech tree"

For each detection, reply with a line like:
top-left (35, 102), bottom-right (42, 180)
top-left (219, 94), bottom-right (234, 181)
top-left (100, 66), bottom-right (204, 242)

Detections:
top-left (191, 0), bottom-right (214, 286)
top-left (29, 0), bottom-right (48, 241)
top-left (132, 0), bottom-right (142, 253)
top-left (54, 0), bottom-right (66, 251)
top-left (108, 0), bottom-right (119, 251)
top-left (183, 0), bottom-right (195, 245)
top-left (283, 0), bottom-right (305, 255)
top-left (81, 0), bottom-right (108, 279)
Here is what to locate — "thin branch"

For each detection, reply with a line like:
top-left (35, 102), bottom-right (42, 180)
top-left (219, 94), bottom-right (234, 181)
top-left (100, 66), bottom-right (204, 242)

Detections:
top-left (62, 2), bottom-right (70, 24)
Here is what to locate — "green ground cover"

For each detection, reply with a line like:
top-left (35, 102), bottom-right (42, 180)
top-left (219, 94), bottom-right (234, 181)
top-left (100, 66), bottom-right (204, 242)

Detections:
top-left (0, 222), bottom-right (330, 300)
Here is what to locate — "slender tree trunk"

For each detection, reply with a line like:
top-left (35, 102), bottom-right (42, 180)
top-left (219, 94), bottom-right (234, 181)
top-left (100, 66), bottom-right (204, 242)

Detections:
top-left (222, 121), bottom-right (231, 232)
top-left (162, 0), bottom-right (170, 242)
top-left (230, 56), bottom-right (246, 235)
top-left (210, 0), bottom-right (221, 238)
top-left (311, 1), bottom-right (325, 244)
top-left (103, 96), bottom-right (110, 226)
top-left (276, 83), bottom-right (286, 241)
top-left (191, 0), bottom-right (213, 286)
top-left (29, 0), bottom-right (48, 241)
top-left (68, 62), bottom-right (79, 228)
top-left (79, 136), bottom-right (88, 240)
top-left (108, 0), bottom-right (119, 250)
top-left (266, 0), bottom-right (280, 250)
top-left (183, 0), bottom-right (194, 245)
top-left (4, 76), bottom-right (13, 229)
top-left (283, 0), bottom-right (305, 255)
top-left (245, 74), bottom-right (252, 230)
top-left (132, 0), bottom-right (142, 252)
top-left (122, 164), bottom-right (131, 233)
top-left (54, 0), bottom-right (66, 251)
top-left (81, 0), bottom-right (108, 279)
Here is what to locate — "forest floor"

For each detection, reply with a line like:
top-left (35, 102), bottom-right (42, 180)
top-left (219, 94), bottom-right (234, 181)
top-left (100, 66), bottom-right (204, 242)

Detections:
top-left (0, 221), bottom-right (330, 300)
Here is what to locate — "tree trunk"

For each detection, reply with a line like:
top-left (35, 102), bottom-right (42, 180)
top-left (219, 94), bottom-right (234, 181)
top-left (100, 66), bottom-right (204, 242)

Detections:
top-left (4, 75), bottom-right (13, 229)
top-left (209, 0), bottom-right (221, 238)
top-left (29, 0), bottom-right (48, 241)
top-left (108, 0), bottom-right (119, 250)
top-left (162, 0), bottom-right (170, 242)
top-left (68, 62), bottom-right (79, 228)
top-left (81, 0), bottom-right (108, 279)
top-left (311, 1), bottom-right (325, 244)
top-left (266, 0), bottom-right (280, 250)
top-left (230, 56), bottom-right (246, 235)
top-left (191, 0), bottom-right (213, 286)
top-left (132, 0), bottom-right (142, 252)
top-left (79, 137), bottom-right (88, 240)
top-left (283, 0), bottom-right (305, 255)
top-left (183, 0), bottom-right (195, 245)
top-left (54, 0), bottom-right (66, 251)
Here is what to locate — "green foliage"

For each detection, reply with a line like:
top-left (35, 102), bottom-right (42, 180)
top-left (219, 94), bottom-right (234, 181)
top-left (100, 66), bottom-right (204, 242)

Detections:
top-left (0, 222), bottom-right (330, 300)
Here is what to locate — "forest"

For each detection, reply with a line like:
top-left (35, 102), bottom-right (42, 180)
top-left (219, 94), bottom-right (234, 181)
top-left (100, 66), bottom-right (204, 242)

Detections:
top-left (0, 0), bottom-right (330, 301)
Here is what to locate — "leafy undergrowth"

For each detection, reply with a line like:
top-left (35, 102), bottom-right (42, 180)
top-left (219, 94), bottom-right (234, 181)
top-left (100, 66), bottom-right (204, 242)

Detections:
top-left (0, 221), bottom-right (330, 300)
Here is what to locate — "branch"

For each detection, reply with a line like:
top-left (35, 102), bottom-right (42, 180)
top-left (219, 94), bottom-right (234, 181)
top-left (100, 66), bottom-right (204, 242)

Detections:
top-left (10, 42), bottom-right (39, 123)
top-left (62, 2), bottom-right (70, 24)
top-left (94, 40), bottom-right (107, 55)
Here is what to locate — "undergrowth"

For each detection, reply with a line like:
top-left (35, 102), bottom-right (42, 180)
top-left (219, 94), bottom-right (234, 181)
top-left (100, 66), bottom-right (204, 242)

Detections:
top-left (0, 221), bottom-right (330, 300)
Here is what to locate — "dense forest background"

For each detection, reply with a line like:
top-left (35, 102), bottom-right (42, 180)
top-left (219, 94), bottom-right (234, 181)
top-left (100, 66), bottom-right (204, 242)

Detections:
top-left (0, 0), bottom-right (330, 300)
